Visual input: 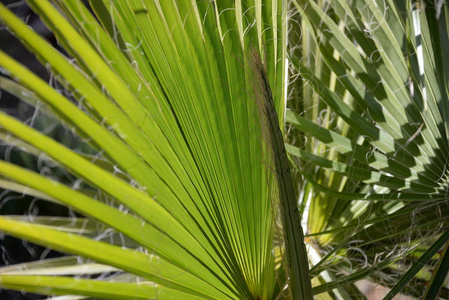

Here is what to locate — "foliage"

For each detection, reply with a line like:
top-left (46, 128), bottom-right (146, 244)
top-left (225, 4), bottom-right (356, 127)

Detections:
top-left (288, 0), bottom-right (449, 298)
top-left (0, 0), bottom-right (448, 299)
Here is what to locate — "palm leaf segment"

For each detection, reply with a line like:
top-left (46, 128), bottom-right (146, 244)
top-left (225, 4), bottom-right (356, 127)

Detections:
top-left (288, 0), bottom-right (449, 297)
top-left (0, 0), bottom-right (300, 299)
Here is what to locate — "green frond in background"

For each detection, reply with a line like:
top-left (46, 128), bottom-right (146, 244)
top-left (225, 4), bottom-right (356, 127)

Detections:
top-left (287, 0), bottom-right (449, 298)
top-left (1, 0), bottom-right (449, 299)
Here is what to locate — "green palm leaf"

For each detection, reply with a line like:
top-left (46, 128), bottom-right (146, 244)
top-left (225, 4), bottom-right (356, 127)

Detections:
top-left (0, 0), bottom-right (306, 299)
top-left (289, 0), bottom-right (449, 297)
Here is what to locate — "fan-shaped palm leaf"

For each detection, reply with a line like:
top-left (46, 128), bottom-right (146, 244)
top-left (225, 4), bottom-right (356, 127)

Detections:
top-left (288, 0), bottom-right (449, 298)
top-left (0, 0), bottom-right (311, 299)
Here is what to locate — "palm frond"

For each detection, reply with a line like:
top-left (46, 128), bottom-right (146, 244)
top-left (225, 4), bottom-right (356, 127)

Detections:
top-left (0, 0), bottom-right (295, 299)
top-left (288, 0), bottom-right (449, 297)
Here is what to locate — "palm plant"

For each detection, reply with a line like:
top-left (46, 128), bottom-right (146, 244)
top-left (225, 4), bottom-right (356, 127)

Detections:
top-left (0, 0), bottom-right (448, 299)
